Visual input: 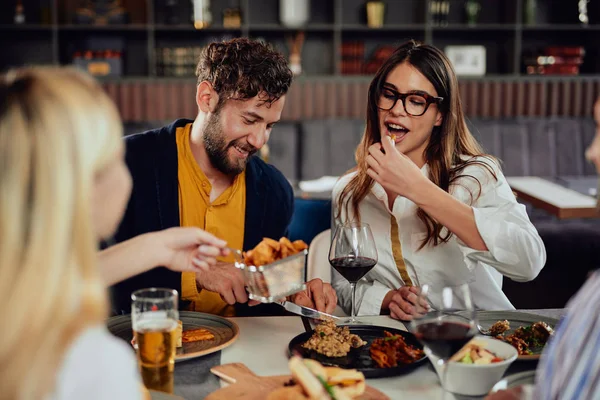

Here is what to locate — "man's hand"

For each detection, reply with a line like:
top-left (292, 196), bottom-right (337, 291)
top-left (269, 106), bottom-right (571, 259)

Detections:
top-left (195, 262), bottom-right (248, 305)
top-left (288, 279), bottom-right (338, 313)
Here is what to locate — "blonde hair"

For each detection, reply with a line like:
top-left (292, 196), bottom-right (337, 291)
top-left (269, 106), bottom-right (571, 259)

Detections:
top-left (0, 67), bottom-right (123, 400)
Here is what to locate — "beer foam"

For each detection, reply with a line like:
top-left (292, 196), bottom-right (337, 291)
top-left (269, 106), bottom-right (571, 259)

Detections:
top-left (134, 318), bottom-right (178, 332)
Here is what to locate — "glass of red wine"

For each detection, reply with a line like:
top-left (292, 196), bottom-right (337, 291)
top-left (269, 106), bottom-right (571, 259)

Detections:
top-left (408, 283), bottom-right (477, 392)
top-left (329, 222), bottom-right (378, 324)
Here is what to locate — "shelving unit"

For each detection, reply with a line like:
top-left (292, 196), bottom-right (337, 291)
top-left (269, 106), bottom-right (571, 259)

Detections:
top-left (1, 0), bottom-right (599, 79)
top-left (2, 0), bottom-right (600, 121)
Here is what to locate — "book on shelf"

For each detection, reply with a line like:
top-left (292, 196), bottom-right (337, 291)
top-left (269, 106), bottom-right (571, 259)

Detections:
top-left (524, 46), bottom-right (585, 75)
top-left (341, 41), bottom-right (364, 75)
top-left (545, 46), bottom-right (586, 57)
top-left (526, 65), bottom-right (580, 75)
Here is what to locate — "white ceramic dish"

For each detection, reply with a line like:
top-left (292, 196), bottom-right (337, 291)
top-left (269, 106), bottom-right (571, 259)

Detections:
top-left (425, 335), bottom-right (519, 396)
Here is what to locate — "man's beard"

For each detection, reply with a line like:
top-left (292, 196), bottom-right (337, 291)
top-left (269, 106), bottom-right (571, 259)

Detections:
top-left (202, 112), bottom-right (258, 176)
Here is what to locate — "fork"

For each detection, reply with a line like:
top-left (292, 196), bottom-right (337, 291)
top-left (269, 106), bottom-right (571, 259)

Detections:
top-left (477, 324), bottom-right (493, 336)
top-left (225, 246), bottom-right (244, 264)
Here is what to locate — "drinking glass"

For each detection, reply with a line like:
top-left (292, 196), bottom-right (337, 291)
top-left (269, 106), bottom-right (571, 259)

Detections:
top-left (329, 222), bottom-right (378, 324)
top-left (131, 288), bottom-right (179, 394)
top-left (408, 284), bottom-right (477, 394)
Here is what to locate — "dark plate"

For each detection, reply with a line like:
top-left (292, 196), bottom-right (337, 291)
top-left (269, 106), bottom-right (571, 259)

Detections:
top-left (107, 311), bottom-right (239, 362)
top-left (475, 311), bottom-right (559, 360)
top-left (288, 325), bottom-right (428, 379)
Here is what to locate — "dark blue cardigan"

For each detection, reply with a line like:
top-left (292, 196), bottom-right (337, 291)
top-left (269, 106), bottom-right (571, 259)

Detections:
top-left (109, 119), bottom-right (294, 315)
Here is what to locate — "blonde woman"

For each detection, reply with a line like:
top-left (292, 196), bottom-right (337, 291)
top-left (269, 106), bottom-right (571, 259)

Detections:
top-left (0, 67), bottom-right (227, 400)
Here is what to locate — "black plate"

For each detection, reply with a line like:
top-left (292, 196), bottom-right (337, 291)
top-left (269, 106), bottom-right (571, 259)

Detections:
top-left (288, 325), bottom-right (428, 379)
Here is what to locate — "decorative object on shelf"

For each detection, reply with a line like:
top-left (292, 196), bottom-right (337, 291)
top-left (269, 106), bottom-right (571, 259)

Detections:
top-left (164, 0), bottom-right (181, 25)
top-left (156, 47), bottom-right (203, 77)
top-left (223, 7), bottom-right (242, 28)
top-left (430, 0), bottom-right (450, 26)
top-left (524, 47), bottom-right (585, 75)
top-left (579, 0), bottom-right (590, 25)
top-left (444, 45), bottom-right (486, 76)
top-left (74, 0), bottom-right (128, 25)
top-left (366, 1), bottom-right (385, 28)
top-left (14, 0), bottom-right (25, 24)
top-left (192, 0), bottom-right (212, 29)
top-left (287, 31), bottom-right (305, 76)
top-left (72, 50), bottom-right (123, 77)
top-left (523, 0), bottom-right (536, 25)
top-left (464, 0), bottom-right (481, 25)
top-left (279, 0), bottom-right (309, 28)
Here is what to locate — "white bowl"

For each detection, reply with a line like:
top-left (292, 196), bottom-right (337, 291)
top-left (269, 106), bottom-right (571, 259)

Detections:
top-left (424, 335), bottom-right (519, 396)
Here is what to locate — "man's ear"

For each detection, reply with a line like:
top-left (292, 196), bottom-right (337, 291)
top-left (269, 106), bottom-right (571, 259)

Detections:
top-left (434, 111), bottom-right (443, 127)
top-left (196, 81), bottom-right (219, 113)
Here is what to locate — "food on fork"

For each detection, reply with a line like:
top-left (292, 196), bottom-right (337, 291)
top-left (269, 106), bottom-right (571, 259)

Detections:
top-left (369, 330), bottom-right (425, 368)
top-left (302, 320), bottom-right (366, 358)
top-left (267, 356), bottom-right (366, 400)
top-left (243, 237), bottom-right (308, 266)
top-left (489, 320), bottom-right (510, 336)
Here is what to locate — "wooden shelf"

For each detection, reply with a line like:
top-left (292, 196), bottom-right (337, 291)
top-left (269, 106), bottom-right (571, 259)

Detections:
top-left (154, 24), bottom-right (241, 32)
top-left (522, 24), bottom-right (600, 31)
top-left (59, 24), bottom-right (148, 31)
top-left (432, 24), bottom-right (517, 31)
top-left (341, 24), bottom-right (426, 32)
top-left (0, 24), bottom-right (53, 31)
top-left (248, 23), bottom-right (335, 32)
top-left (2, 0), bottom-right (600, 95)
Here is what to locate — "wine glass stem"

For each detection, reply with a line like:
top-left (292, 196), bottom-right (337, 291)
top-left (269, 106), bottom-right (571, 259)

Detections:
top-left (439, 358), bottom-right (450, 400)
top-left (350, 281), bottom-right (357, 322)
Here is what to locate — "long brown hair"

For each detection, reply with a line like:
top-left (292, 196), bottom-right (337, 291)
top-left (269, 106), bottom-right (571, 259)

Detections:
top-left (336, 41), bottom-right (496, 249)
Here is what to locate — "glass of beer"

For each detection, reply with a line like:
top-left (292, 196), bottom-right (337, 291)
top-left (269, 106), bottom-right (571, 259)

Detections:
top-left (131, 288), bottom-right (179, 394)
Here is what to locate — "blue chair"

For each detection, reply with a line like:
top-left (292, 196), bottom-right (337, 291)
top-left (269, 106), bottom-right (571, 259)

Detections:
top-left (288, 197), bottom-right (332, 245)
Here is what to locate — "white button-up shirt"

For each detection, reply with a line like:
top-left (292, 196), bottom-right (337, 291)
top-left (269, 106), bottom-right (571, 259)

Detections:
top-left (331, 157), bottom-right (546, 315)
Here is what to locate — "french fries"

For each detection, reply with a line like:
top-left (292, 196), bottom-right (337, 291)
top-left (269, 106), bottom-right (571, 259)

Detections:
top-left (243, 237), bottom-right (308, 266)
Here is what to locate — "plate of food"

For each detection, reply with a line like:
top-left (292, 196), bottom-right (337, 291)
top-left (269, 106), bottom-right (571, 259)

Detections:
top-left (288, 321), bottom-right (427, 378)
top-left (107, 311), bottom-right (239, 361)
top-left (206, 357), bottom-right (390, 400)
top-left (474, 311), bottom-right (558, 360)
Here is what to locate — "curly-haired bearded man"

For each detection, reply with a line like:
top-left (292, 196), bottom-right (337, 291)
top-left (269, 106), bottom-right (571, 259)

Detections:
top-left (110, 38), bottom-right (337, 317)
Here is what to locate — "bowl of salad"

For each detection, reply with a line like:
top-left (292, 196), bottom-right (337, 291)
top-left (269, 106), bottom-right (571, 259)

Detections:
top-left (425, 335), bottom-right (518, 396)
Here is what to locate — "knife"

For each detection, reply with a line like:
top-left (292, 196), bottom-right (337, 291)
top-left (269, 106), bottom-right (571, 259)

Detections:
top-left (277, 300), bottom-right (340, 321)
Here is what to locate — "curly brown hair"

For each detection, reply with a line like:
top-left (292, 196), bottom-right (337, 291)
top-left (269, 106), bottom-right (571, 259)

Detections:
top-left (195, 38), bottom-right (293, 107)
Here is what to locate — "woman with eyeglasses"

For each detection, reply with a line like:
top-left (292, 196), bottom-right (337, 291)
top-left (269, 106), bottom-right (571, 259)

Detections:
top-left (332, 41), bottom-right (546, 320)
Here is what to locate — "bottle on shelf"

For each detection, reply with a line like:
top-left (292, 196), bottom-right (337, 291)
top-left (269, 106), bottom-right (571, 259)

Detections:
top-left (191, 0), bottom-right (212, 29)
top-left (14, 0), bottom-right (25, 24)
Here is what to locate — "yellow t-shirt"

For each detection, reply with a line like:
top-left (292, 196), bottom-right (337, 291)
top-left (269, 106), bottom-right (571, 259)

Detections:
top-left (176, 123), bottom-right (246, 316)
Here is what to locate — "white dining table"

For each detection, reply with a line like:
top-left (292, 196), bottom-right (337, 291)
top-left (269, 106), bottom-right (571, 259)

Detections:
top-left (215, 310), bottom-right (564, 400)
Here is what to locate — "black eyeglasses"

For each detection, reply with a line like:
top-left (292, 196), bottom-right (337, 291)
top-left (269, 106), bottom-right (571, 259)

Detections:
top-left (376, 87), bottom-right (443, 116)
